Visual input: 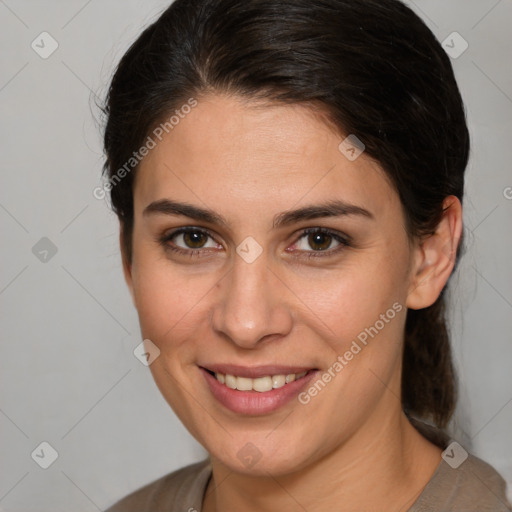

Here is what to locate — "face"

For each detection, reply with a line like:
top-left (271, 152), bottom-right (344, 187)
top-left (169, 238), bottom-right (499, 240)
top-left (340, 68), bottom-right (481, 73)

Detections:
top-left (125, 94), bottom-right (419, 476)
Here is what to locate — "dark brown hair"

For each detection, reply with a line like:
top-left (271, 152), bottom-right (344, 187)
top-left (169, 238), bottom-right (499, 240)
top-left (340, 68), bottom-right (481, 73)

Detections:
top-left (102, 0), bottom-right (469, 436)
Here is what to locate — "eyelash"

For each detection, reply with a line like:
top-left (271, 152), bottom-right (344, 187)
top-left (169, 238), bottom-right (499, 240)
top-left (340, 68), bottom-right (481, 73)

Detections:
top-left (158, 227), bottom-right (219, 259)
top-left (158, 227), bottom-right (351, 259)
top-left (293, 227), bottom-right (350, 259)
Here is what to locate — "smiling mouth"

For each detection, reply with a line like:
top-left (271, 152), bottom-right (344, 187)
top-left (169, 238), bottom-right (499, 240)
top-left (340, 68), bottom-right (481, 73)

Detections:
top-left (203, 369), bottom-right (316, 393)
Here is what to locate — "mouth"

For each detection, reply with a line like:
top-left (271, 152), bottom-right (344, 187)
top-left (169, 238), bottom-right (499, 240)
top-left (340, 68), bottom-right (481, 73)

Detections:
top-left (199, 364), bottom-right (319, 415)
top-left (202, 367), bottom-right (315, 392)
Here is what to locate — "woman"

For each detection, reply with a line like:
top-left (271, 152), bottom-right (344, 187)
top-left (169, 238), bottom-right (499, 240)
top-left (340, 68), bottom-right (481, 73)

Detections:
top-left (102, 0), bottom-right (511, 510)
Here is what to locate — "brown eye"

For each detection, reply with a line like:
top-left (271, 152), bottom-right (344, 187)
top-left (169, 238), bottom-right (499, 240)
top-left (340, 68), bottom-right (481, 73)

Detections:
top-left (307, 232), bottom-right (333, 251)
top-left (165, 228), bottom-right (220, 251)
top-left (182, 230), bottom-right (208, 248)
top-left (290, 228), bottom-right (348, 255)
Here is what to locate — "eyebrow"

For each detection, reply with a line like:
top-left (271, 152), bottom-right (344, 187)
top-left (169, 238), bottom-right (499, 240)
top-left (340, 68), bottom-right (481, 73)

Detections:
top-left (143, 199), bottom-right (373, 228)
top-left (273, 200), bottom-right (373, 228)
top-left (143, 199), bottom-right (229, 226)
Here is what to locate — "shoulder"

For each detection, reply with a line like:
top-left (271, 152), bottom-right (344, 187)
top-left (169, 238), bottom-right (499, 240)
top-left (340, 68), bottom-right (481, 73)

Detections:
top-left (411, 452), bottom-right (512, 511)
top-left (104, 458), bottom-right (212, 512)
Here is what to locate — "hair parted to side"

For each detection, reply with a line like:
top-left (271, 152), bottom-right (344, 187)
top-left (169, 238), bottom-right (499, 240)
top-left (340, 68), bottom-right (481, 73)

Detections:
top-left (102, 0), bottom-right (470, 439)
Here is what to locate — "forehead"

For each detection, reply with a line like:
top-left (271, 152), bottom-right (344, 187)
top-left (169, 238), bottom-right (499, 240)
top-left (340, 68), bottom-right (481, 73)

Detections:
top-left (134, 94), bottom-right (398, 223)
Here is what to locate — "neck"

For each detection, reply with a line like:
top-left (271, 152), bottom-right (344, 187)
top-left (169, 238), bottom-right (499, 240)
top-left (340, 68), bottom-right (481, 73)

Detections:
top-left (203, 411), bottom-right (441, 512)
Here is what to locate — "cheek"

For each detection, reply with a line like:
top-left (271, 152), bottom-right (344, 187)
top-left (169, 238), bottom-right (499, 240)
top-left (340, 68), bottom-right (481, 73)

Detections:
top-left (130, 251), bottom-right (222, 359)
top-left (290, 253), bottom-right (408, 352)
top-left (288, 264), bottom-right (408, 435)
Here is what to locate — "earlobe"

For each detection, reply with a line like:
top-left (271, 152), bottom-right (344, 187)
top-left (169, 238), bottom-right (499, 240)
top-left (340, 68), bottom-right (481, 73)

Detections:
top-left (406, 196), bottom-right (463, 310)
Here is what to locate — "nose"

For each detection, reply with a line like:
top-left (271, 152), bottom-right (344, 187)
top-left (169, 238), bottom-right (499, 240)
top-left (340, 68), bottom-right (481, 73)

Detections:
top-left (211, 253), bottom-right (293, 349)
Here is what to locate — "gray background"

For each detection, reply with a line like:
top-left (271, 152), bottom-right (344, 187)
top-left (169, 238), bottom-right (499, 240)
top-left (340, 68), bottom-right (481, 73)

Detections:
top-left (0, 0), bottom-right (511, 510)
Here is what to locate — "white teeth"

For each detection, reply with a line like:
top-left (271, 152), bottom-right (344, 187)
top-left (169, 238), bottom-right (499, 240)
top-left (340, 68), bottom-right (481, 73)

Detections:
top-left (236, 376), bottom-right (253, 391)
top-left (253, 376), bottom-right (273, 392)
top-left (213, 371), bottom-right (310, 392)
top-left (272, 375), bottom-right (286, 389)
top-left (225, 374), bottom-right (237, 389)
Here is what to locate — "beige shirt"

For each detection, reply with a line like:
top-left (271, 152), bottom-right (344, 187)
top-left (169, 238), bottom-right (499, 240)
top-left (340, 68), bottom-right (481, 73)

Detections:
top-left (105, 454), bottom-right (511, 511)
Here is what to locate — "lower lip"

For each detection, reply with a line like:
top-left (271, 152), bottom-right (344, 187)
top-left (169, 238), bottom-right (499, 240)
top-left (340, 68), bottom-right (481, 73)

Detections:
top-left (200, 368), bottom-right (318, 415)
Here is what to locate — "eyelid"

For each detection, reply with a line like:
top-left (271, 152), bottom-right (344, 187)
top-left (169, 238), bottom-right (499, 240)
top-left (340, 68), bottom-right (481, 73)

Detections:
top-left (159, 226), bottom-right (223, 252)
top-left (292, 227), bottom-right (350, 246)
top-left (163, 226), bottom-right (216, 240)
top-left (158, 225), bottom-right (351, 257)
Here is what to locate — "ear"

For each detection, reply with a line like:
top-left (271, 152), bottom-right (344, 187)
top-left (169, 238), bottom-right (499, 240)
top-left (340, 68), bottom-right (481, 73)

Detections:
top-left (120, 225), bottom-right (136, 306)
top-left (406, 196), bottom-right (463, 310)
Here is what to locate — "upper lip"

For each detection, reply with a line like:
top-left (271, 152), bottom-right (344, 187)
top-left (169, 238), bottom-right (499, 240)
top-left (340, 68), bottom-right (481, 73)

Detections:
top-left (200, 364), bottom-right (317, 379)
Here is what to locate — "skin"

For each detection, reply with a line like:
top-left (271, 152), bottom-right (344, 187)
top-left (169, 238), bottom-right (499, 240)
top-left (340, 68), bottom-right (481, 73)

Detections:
top-left (122, 93), bottom-right (462, 511)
